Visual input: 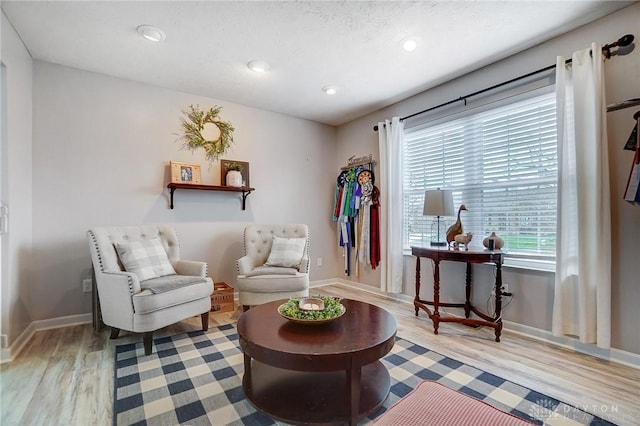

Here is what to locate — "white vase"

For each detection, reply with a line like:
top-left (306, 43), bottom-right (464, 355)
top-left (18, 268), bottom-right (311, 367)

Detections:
top-left (226, 170), bottom-right (243, 187)
top-left (482, 232), bottom-right (504, 250)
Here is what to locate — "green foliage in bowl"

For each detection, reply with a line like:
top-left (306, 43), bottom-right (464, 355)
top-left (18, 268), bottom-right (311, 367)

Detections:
top-left (278, 295), bottom-right (344, 321)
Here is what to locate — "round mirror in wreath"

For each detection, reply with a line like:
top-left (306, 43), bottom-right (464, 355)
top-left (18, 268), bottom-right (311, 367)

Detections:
top-left (178, 105), bottom-right (234, 163)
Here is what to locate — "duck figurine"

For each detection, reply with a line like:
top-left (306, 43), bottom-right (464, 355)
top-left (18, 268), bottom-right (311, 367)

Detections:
top-left (446, 204), bottom-right (468, 247)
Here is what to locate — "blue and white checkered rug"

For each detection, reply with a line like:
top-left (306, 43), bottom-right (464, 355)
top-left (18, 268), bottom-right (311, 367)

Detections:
top-left (114, 324), bottom-right (614, 425)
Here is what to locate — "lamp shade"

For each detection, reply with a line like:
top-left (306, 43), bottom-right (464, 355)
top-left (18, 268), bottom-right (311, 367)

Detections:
top-left (423, 189), bottom-right (454, 217)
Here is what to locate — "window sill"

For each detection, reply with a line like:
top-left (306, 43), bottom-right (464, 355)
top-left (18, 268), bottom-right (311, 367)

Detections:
top-left (503, 257), bottom-right (555, 273)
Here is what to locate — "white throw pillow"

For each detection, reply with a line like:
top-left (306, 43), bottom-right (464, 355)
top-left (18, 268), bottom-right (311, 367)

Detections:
top-left (265, 236), bottom-right (306, 268)
top-left (115, 237), bottom-right (176, 282)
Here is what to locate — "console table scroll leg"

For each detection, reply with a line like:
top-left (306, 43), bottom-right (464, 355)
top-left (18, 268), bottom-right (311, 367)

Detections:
top-left (414, 256), bottom-right (421, 316)
top-left (494, 262), bottom-right (503, 342)
top-left (464, 262), bottom-right (472, 318)
top-left (433, 259), bottom-right (440, 335)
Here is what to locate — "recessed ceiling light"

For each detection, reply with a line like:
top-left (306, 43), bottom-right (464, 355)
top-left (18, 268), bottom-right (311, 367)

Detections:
top-left (137, 25), bottom-right (166, 42)
top-left (247, 60), bottom-right (270, 73)
top-left (323, 86), bottom-right (338, 95)
top-left (402, 38), bottom-right (418, 52)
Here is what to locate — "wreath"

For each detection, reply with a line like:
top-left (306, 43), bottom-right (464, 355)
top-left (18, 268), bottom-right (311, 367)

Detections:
top-left (179, 104), bottom-right (234, 162)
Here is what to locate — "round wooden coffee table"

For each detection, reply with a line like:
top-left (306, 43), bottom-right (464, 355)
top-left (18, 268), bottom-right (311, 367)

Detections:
top-left (237, 299), bottom-right (397, 426)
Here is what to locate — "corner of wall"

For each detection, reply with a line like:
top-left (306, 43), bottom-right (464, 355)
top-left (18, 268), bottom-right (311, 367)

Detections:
top-left (1, 10), bottom-right (35, 350)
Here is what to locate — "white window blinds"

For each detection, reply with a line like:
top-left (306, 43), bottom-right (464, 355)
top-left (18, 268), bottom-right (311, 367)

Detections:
top-left (403, 91), bottom-right (557, 257)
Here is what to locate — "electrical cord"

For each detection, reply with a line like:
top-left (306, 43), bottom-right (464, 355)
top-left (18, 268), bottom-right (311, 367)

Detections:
top-left (487, 291), bottom-right (514, 318)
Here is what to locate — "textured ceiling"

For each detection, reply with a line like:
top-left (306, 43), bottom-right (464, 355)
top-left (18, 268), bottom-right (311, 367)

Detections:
top-left (1, 1), bottom-right (633, 126)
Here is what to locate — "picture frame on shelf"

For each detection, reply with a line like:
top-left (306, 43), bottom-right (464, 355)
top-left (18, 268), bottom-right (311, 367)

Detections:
top-left (170, 161), bottom-right (202, 184)
top-left (220, 159), bottom-right (250, 187)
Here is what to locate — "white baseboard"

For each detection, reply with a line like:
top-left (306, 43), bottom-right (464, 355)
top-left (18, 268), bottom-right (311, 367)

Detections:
top-left (333, 279), bottom-right (640, 370)
top-left (309, 278), bottom-right (338, 288)
top-left (503, 320), bottom-right (640, 369)
top-left (3, 280), bottom-right (638, 370)
top-left (0, 321), bottom-right (34, 364)
top-left (0, 313), bottom-right (91, 364)
top-left (33, 313), bottom-right (93, 331)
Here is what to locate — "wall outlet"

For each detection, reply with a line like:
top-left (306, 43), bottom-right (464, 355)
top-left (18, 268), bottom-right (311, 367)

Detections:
top-left (490, 284), bottom-right (511, 296)
top-left (82, 279), bottom-right (92, 293)
top-left (316, 257), bottom-right (323, 267)
top-left (0, 334), bottom-right (7, 349)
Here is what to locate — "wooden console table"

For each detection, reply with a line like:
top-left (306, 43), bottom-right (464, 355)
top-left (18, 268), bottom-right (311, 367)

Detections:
top-left (411, 246), bottom-right (505, 342)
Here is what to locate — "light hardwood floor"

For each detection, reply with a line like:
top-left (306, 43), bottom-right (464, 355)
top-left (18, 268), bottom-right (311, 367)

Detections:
top-left (1, 283), bottom-right (638, 425)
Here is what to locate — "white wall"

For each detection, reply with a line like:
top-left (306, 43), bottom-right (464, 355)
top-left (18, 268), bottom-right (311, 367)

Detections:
top-left (4, 4), bottom-right (638, 357)
top-left (336, 3), bottom-right (640, 355)
top-left (31, 61), bottom-right (338, 320)
top-left (0, 12), bottom-right (33, 346)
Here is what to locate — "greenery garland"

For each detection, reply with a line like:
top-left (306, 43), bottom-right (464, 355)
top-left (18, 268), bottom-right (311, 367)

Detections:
top-left (179, 105), bottom-right (234, 162)
top-left (278, 295), bottom-right (344, 321)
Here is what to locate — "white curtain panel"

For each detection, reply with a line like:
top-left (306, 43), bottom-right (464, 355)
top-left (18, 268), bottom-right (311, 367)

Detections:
top-left (552, 43), bottom-right (611, 349)
top-left (378, 117), bottom-right (404, 293)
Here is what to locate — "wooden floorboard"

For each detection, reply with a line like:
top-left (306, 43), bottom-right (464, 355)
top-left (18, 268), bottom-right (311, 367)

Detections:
top-left (1, 283), bottom-right (638, 425)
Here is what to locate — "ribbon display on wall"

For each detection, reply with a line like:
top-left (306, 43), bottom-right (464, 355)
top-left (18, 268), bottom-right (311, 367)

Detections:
top-left (622, 110), bottom-right (640, 203)
top-left (332, 155), bottom-right (380, 276)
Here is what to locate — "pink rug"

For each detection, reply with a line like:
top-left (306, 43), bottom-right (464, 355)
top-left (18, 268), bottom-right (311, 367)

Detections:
top-left (374, 380), bottom-right (533, 426)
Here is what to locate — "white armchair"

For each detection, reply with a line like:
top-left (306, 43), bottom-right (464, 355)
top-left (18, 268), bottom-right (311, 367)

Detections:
top-left (87, 225), bottom-right (213, 355)
top-left (235, 224), bottom-right (310, 310)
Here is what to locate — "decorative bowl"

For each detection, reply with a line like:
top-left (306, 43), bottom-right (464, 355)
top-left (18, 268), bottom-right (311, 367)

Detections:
top-left (278, 296), bottom-right (346, 325)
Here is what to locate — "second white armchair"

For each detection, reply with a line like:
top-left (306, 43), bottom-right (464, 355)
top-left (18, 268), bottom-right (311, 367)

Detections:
top-left (235, 224), bottom-right (310, 310)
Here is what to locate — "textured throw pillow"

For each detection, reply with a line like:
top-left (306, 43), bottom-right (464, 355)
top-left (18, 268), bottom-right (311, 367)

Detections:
top-left (265, 236), bottom-right (306, 268)
top-left (115, 237), bottom-right (176, 282)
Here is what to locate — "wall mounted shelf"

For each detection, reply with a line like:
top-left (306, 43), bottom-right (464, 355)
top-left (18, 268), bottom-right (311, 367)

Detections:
top-left (167, 183), bottom-right (255, 210)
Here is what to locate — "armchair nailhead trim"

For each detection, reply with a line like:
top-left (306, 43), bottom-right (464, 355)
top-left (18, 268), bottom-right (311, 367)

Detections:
top-left (306, 229), bottom-right (311, 273)
top-left (174, 229), bottom-right (182, 259)
top-left (127, 274), bottom-right (134, 295)
top-left (88, 231), bottom-right (105, 273)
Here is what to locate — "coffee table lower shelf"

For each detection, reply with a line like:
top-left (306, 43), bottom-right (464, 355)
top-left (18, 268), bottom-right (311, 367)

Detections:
top-left (243, 360), bottom-right (390, 425)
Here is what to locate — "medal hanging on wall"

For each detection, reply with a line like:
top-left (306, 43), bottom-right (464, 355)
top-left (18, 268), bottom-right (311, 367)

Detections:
top-left (332, 164), bottom-right (379, 276)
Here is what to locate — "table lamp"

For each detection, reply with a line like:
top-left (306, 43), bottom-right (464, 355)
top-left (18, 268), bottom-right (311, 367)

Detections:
top-left (423, 189), bottom-right (454, 246)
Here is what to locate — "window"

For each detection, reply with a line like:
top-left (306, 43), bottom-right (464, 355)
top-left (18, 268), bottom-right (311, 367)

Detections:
top-left (403, 91), bottom-right (557, 259)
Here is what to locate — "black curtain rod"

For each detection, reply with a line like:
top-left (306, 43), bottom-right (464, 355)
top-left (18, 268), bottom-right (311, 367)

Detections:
top-left (373, 34), bottom-right (634, 131)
